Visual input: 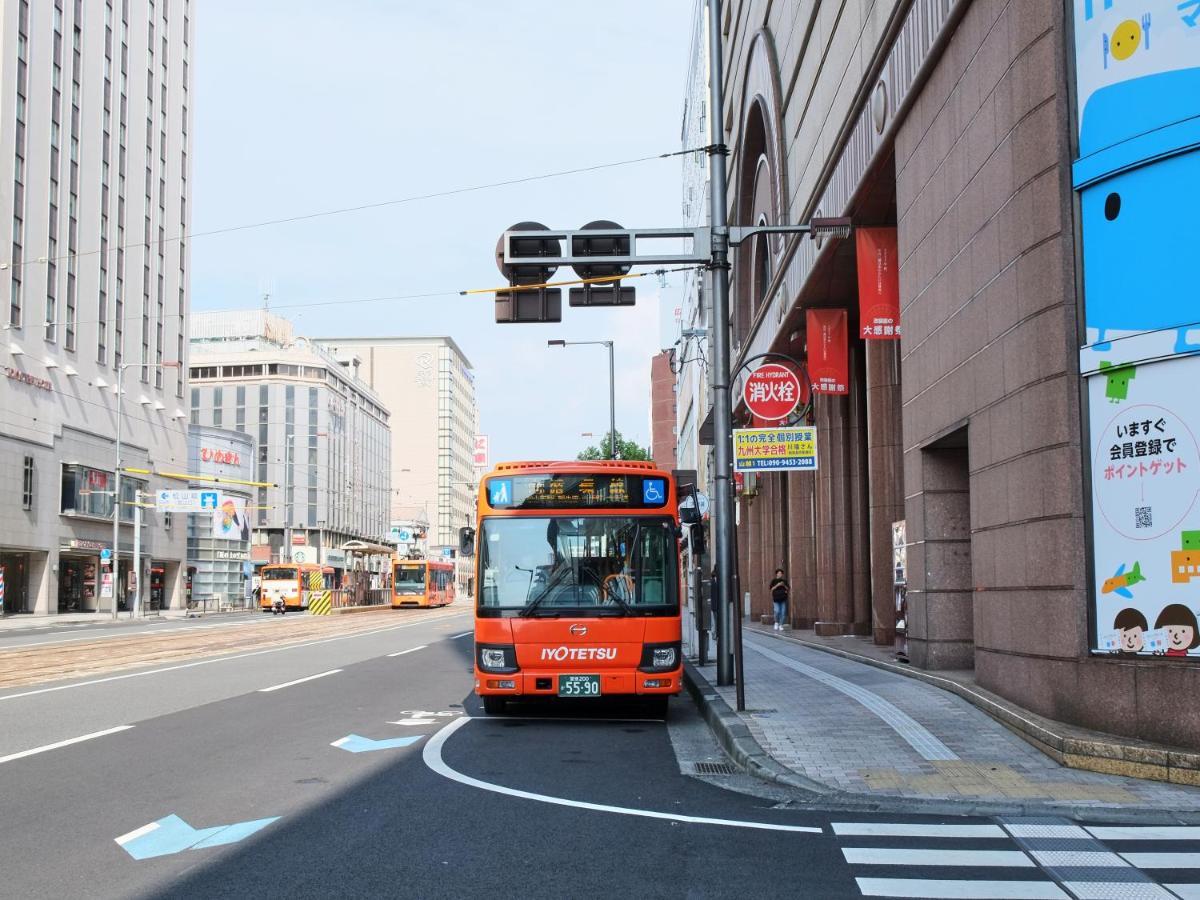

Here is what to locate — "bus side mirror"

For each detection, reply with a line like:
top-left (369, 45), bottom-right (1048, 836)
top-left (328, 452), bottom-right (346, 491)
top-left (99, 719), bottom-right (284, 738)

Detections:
top-left (458, 527), bottom-right (476, 558)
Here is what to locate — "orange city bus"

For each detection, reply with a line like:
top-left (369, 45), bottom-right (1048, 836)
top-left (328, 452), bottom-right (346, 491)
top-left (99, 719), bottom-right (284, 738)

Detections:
top-left (259, 562), bottom-right (335, 611)
top-left (472, 460), bottom-right (682, 716)
top-left (392, 558), bottom-right (456, 608)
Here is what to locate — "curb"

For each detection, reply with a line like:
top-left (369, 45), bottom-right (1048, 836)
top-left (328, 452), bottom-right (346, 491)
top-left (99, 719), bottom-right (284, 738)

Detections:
top-left (751, 627), bottom-right (1200, 789)
top-left (681, 659), bottom-right (1200, 823)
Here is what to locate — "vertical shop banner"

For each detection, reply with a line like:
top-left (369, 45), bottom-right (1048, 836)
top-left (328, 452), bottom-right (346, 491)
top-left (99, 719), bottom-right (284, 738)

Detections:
top-left (211, 496), bottom-right (250, 541)
top-left (473, 434), bottom-right (490, 469)
top-left (1072, 0), bottom-right (1200, 159)
top-left (1090, 355), bottom-right (1200, 657)
top-left (806, 309), bottom-right (849, 395)
top-left (855, 227), bottom-right (901, 340)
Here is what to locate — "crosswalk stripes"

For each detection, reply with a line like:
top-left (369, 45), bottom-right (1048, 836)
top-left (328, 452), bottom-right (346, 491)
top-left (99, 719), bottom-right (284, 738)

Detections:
top-left (833, 818), bottom-right (1200, 899)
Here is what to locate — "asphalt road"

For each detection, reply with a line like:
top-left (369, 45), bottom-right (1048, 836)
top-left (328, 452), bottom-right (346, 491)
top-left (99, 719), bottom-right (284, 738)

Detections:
top-left (2, 609), bottom-right (1198, 899)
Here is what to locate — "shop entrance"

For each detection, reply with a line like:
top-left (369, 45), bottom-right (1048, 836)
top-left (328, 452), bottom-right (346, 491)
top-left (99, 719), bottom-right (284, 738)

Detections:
top-left (58, 555), bottom-right (100, 612)
top-left (0, 553), bottom-right (31, 615)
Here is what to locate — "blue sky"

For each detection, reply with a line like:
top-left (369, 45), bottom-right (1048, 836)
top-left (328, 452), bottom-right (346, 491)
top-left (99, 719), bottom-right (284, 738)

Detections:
top-left (192, 1), bottom-right (694, 462)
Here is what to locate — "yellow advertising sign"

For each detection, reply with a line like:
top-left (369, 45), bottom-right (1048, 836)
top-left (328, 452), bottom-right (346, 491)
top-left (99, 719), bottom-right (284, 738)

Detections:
top-left (733, 427), bottom-right (818, 471)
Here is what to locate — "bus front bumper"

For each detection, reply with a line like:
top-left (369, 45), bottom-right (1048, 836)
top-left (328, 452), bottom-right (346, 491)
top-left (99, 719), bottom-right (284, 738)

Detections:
top-left (474, 667), bottom-right (682, 697)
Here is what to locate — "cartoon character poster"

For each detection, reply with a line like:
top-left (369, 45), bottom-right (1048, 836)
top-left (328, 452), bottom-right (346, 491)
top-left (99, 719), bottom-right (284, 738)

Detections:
top-left (211, 496), bottom-right (250, 542)
top-left (1072, 0), bottom-right (1200, 160)
top-left (1090, 355), bottom-right (1200, 656)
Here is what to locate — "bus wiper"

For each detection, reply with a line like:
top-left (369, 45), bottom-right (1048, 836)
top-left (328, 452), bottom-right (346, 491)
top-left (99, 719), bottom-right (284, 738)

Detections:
top-left (519, 565), bottom-right (573, 617)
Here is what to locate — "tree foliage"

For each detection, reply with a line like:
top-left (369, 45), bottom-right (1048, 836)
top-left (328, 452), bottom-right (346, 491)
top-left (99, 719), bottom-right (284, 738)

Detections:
top-left (577, 430), bottom-right (652, 462)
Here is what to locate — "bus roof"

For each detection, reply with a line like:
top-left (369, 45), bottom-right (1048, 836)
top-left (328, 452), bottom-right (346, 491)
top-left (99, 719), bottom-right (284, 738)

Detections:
top-left (488, 460), bottom-right (666, 475)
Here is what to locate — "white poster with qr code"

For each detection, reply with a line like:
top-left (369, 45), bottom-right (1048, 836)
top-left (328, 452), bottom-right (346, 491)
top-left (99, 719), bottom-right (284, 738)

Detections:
top-left (1089, 354), bottom-right (1200, 656)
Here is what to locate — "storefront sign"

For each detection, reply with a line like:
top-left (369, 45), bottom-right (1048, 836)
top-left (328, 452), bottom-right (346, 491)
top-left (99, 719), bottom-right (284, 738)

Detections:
top-left (473, 434), bottom-right (490, 468)
top-left (806, 309), bottom-right (849, 394)
top-left (5, 367), bottom-right (52, 391)
top-left (855, 227), bottom-right (901, 339)
top-left (733, 427), bottom-right (818, 471)
top-left (62, 539), bottom-right (109, 552)
top-left (291, 534), bottom-right (308, 546)
top-left (743, 364), bottom-right (802, 421)
top-left (100, 572), bottom-right (114, 599)
top-left (1090, 355), bottom-right (1200, 656)
top-left (214, 549), bottom-right (250, 561)
top-left (200, 448), bottom-right (242, 466)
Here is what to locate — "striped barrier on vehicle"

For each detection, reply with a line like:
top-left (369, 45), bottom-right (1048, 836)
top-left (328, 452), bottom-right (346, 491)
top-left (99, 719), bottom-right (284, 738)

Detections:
top-left (307, 591), bottom-right (333, 616)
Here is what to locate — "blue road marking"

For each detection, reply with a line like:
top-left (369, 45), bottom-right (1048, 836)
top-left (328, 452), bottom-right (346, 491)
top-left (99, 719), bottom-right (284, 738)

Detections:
top-left (115, 813), bottom-right (280, 860)
top-left (331, 733), bottom-right (423, 753)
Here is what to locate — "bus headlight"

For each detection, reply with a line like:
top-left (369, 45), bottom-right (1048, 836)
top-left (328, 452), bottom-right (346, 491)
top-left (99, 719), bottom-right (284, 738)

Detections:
top-left (477, 643), bottom-right (519, 674)
top-left (639, 642), bottom-right (680, 673)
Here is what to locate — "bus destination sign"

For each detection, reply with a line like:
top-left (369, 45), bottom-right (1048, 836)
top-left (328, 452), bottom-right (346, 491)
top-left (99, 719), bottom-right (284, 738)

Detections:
top-left (485, 474), bottom-right (668, 510)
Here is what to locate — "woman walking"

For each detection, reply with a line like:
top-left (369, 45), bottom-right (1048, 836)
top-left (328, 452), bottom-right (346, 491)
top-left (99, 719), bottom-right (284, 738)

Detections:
top-left (769, 568), bottom-right (789, 631)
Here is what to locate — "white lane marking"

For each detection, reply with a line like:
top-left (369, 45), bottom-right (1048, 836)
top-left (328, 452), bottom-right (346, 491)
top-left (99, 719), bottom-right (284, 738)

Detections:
top-left (387, 645), bottom-right (427, 657)
top-left (842, 848), bottom-right (1035, 867)
top-left (449, 631), bottom-right (473, 639)
top-left (855, 878), bottom-right (1068, 899)
top-left (0, 612), bottom-right (467, 703)
top-left (423, 716), bottom-right (822, 833)
top-left (744, 639), bottom-right (958, 761)
top-left (258, 669), bottom-right (342, 693)
top-left (115, 820), bottom-right (161, 846)
top-left (1166, 886), bottom-right (1200, 900)
top-left (832, 823), bottom-right (1006, 838)
top-left (330, 737), bottom-right (351, 748)
top-left (1088, 826), bottom-right (1200, 841)
top-left (1122, 853), bottom-right (1200, 868)
top-left (0, 725), bottom-right (134, 765)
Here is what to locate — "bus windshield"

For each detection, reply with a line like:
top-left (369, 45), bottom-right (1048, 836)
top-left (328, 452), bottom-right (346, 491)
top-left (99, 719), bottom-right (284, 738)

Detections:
top-left (478, 516), bottom-right (678, 616)
top-left (263, 567), bottom-right (297, 580)
top-left (394, 565), bottom-right (426, 594)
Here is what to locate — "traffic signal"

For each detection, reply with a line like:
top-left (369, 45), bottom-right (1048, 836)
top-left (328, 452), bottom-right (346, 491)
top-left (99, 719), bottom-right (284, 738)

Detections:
top-left (495, 221), bottom-right (562, 323)
top-left (569, 220), bottom-right (635, 307)
top-left (458, 526), bottom-right (476, 557)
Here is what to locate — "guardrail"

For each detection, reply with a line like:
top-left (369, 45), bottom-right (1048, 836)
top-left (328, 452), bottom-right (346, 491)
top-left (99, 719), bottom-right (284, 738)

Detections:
top-left (331, 588), bottom-right (390, 609)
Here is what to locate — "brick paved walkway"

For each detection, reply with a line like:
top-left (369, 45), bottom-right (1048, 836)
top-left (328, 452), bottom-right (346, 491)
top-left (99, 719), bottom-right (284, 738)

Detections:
top-left (696, 628), bottom-right (1200, 809)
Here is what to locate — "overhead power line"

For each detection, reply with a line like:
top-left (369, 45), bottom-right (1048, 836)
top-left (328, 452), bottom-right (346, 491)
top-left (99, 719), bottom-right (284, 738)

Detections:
top-left (0, 146), bottom-right (712, 272)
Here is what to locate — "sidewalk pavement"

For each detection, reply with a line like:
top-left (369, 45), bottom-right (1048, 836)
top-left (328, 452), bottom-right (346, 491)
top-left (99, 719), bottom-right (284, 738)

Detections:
top-left (0, 608), bottom-right (236, 631)
top-left (686, 623), bottom-right (1200, 816)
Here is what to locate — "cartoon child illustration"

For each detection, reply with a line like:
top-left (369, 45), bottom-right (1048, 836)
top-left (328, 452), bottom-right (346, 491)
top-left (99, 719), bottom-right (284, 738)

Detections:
top-left (214, 498), bottom-right (250, 542)
top-left (1113, 608), bottom-right (1148, 654)
top-left (1153, 604), bottom-right (1200, 657)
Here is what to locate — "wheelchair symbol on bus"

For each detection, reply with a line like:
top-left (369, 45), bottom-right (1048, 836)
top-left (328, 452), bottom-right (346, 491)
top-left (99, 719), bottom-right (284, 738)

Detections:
top-left (642, 479), bottom-right (665, 504)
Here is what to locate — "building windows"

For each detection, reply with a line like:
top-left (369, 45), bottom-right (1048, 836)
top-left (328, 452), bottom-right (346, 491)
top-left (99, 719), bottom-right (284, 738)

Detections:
top-left (22, 456), bottom-right (34, 510)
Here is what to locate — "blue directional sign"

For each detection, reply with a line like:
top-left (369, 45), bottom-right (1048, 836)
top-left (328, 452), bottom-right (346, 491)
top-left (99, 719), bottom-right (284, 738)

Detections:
top-left (331, 733), bottom-right (423, 754)
top-left (115, 814), bottom-right (280, 861)
top-left (198, 491), bottom-right (220, 510)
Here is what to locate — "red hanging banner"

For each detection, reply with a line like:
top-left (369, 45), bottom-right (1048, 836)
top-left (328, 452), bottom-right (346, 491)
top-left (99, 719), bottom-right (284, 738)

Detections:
top-left (806, 308), bottom-right (849, 395)
top-left (855, 226), bottom-right (901, 340)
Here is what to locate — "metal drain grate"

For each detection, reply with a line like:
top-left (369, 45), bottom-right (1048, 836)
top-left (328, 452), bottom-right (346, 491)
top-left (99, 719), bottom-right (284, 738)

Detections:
top-left (692, 761), bottom-right (738, 776)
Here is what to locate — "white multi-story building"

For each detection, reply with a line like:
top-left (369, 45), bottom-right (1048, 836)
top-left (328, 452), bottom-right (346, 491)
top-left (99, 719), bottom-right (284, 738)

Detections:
top-left (189, 312), bottom-right (391, 572)
top-left (0, 0), bottom-right (193, 615)
top-left (676, 0), bottom-right (713, 490)
top-left (315, 336), bottom-right (478, 592)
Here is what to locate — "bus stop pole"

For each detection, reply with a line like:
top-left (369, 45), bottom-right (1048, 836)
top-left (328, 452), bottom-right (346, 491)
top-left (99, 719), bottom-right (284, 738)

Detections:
top-left (707, 0), bottom-right (736, 688)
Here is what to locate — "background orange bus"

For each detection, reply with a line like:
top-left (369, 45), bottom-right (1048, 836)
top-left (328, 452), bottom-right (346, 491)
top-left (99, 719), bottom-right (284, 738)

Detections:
top-left (392, 558), bottom-right (455, 608)
top-left (259, 563), bottom-right (334, 611)
top-left (473, 461), bottom-right (682, 716)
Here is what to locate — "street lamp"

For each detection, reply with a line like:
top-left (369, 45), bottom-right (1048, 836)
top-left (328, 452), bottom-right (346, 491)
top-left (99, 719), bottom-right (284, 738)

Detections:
top-left (548, 339), bottom-right (616, 460)
top-left (110, 360), bottom-right (181, 619)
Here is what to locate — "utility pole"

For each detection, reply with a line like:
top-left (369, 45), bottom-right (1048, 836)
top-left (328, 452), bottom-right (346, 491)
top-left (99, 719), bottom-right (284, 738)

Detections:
top-left (706, 0), bottom-right (735, 686)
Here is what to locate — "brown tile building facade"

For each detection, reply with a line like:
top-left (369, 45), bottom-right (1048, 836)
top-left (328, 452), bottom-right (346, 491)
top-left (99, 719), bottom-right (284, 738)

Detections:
top-left (710, 0), bottom-right (1200, 749)
top-left (650, 349), bottom-right (679, 470)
